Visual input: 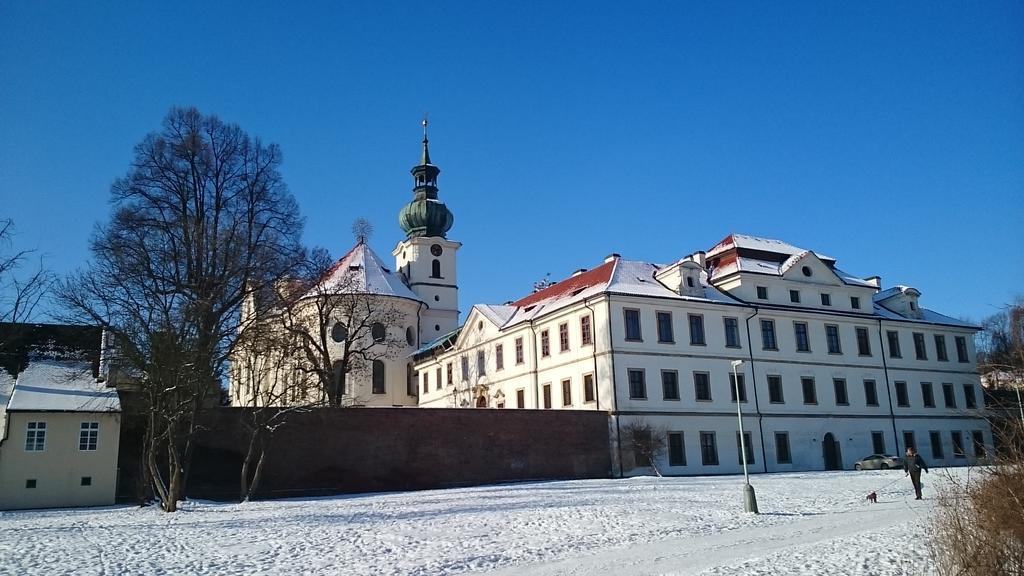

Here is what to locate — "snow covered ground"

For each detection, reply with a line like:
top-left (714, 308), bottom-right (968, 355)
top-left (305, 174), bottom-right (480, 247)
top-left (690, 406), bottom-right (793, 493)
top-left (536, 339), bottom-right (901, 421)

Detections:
top-left (1, 469), bottom-right (953, 575)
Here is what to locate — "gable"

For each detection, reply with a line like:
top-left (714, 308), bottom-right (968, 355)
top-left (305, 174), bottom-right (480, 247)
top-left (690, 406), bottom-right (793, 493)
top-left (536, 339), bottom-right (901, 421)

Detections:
top-left (778, 251), bottom-right (844, 286)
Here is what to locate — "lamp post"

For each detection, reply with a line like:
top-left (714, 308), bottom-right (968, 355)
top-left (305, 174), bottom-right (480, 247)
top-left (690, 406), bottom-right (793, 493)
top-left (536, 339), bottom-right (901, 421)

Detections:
top-left (731, 359), bottom-right (758, 513)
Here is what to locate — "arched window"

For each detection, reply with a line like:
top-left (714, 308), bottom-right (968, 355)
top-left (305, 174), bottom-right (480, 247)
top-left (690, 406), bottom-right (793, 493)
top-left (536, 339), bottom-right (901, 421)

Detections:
top-left (371, 322), bottom-right (386, 342)
top-left (331, 322), bottom-right (348, 343)
top-left (405, 326), bottom-right (416, 346)
top-left (372, 360), bottom-right (385, 394)
top-left (406, 363), bottom-right (416, 397)
top-left (331, 361), bottom-right (346, 396)
top-left (476, 395), bottom-right (488, 408)
top-left (431, 259), bottom-right (442, 278)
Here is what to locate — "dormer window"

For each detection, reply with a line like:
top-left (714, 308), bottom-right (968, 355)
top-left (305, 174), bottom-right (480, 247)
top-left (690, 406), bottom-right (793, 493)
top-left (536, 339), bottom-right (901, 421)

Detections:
top-left (686, 276), bottom-right (695, 288)
top-left (909, 301), bottom-right (916, 311)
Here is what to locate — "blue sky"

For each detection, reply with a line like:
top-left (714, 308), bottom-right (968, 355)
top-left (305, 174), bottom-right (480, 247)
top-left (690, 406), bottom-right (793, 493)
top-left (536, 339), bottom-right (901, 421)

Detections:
top-left (1, 1), bottom-right (1021, 323)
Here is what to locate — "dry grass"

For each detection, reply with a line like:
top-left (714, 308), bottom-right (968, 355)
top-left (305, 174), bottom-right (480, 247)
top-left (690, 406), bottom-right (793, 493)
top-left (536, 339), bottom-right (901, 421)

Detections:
top-left (931, 425), bottom-right (1024, 576)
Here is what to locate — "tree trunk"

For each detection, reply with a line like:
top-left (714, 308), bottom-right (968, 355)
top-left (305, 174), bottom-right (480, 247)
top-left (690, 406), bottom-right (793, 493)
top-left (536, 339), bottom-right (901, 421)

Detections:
top-left (248, 442), bottom-right (269, 500)
top-left (240, 426), bottom-right (261, 502)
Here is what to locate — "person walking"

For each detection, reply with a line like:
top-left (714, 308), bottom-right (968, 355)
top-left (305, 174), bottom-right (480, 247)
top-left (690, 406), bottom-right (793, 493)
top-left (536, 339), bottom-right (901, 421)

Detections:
top-left (904, 447), bottom-right (929, 500)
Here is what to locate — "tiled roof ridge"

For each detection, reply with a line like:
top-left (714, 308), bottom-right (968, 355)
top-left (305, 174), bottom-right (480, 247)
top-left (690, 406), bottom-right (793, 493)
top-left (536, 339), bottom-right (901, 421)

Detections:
top-left (510, 258), bottom-right (617, 308)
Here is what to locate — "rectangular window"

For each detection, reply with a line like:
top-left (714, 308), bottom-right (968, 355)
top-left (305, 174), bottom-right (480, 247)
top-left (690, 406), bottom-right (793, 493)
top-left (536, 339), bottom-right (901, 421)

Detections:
top-left (26, 479), bottom-right (37, 489)
top-left (952, 431), bottom-right (964, 457)
top-left (461, 356), bottom-right (469, 381)
top-left (851, 296), bottom-right (861, 310)
top-left (700, 432), bottom-right (719, 465)
top-left (856, 327), bottom-right (871, 356)
top-left (515, 337), bottom-right (524, 365)
top-left (864, 380), bottom-right (879, 406)
top-left (921, 382), bottom-right (934, 407)
top-left (542, 384), bottom-right (552, 409)
top-left (913, 332), bottom-right (928, 360)
top-left (668, 432), bottom-right (686, 466)
top-left (25, 422), bottom-right (46, 451)
top-left (624, 309), bottom-right (642, 341)
top-left (736, 431), bottom-right (755, 465)
top-left (495, 344), bottom-right (504, 371)
top-left (657, 311), bottom-right (674, 343)
top-left (581, 315), bottom-right (593, 346)
top-left (422, 371), bottom-right (429, 394)
top-left (904, 431), bottom-right (917, 452)
top-left (540, 330), bottom-right (550, 357)
top-left (436, 367), bottom-right (442, 391)
top-left (79, 422), bottom-right (99, 451)
top-left (820, 293), bottom-right (832, 306)
top-left (729, 372), bottom-right (747, 403)
top-left (516, 388), bottom-right (525, 408)
top-left (794, 322), bottom-right (810, 352)
top-left (81, 476), bottom-right (92, 487)
top-left (768, 375), bottom-right (784, 404)
top-left (688, 314), bottom-right (705, 346)
top-left (693, 372), bottom-right (712, 401)
top-left (955, 336), bottom-right (969, 363)
top-left (895, 381), bottom-right (909, 407)
top-left (789, 289), bottom-right (801, 303)
top-left (723, 317), bottom-right (741, 348)
top-left (935, 335), bottom-right (948, 361)
top-left (583, 374), bottom-right (595, 403)
top-left (761, 319), bottom-right (777, 350)
top-left (628, 369), bottom-right (647, 399)
top-left (930, 431), bottom-right (944, 459)
top-left (802, 377), bottom-right (817, 404)
top-left (964, 384), bottom-right (977, 409)
top-left (559, 323), bottom-right (570, 352)
top-left (943, 383), bottom-right (956, 408)
top-left (887, 331), bottom-right (902, 359)
top-left (872, 431), bottom-right (886, 454)
top-left (446, 362), bottom-right (453, 385)
top-left (775, 432), bottom-right (791, 464)
top-left (407, 368), bottom-right (417, 397)
top-left (833, 379), bottom-right (848, 406)
top-left (662, 370), bottom-right (680, 400)
top-left (562, 379), bottom-right (572, 407)
top-left (825, 324), bottom-right (842, 354)
top-left (972, 431), bottom-right (985, 458)
top-left (756, 286), bottom-right (768, 300)
top-left (477, 350), bottom-right (486, 376)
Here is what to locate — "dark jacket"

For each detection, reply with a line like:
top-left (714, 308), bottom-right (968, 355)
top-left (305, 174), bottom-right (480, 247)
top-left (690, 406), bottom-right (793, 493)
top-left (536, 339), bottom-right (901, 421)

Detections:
top-left (904, 454), bottom-right (928, 474)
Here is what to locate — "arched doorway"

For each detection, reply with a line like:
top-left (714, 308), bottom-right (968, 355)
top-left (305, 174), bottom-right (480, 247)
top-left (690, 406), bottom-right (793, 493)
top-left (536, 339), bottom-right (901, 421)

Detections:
top-left (475, 395), bottom-right (488, 408)
top-left (823, 433), bottom-right (843, 470)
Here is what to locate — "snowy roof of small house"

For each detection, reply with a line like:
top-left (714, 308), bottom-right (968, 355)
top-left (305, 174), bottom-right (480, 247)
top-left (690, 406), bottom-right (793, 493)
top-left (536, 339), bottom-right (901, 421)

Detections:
top-left (705, 234), bottom-right (878, 287)
top-left (308, 241), bottom-right (423, 303)
top-left (6, 359), bottom-right (120, 412)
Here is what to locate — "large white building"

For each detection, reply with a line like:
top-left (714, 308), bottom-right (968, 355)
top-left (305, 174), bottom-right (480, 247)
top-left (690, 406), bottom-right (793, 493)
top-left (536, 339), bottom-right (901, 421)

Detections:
top-left (229, 129), bottom-right (991, 476)
top-left (413, 234), bottom-right (991, 476)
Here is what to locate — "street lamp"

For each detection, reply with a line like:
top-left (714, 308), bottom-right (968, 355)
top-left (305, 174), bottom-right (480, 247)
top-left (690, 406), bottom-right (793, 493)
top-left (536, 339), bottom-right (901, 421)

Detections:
top-left (731, 359), bottom-right (759, 514)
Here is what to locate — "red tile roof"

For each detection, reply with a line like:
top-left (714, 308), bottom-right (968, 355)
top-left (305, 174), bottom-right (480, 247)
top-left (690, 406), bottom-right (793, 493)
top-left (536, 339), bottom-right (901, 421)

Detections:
top-left (511, 259), bottom-right (617, 308)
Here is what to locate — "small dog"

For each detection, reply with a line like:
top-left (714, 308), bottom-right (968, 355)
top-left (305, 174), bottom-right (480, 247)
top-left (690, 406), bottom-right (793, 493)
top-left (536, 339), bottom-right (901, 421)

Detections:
top-left (866, 491), bottom-right (878, 504)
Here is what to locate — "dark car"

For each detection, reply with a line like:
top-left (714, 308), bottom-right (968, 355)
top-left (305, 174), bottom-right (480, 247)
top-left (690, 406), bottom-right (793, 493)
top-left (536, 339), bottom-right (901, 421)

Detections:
top-left (854, 454), bottom-right (905, 470)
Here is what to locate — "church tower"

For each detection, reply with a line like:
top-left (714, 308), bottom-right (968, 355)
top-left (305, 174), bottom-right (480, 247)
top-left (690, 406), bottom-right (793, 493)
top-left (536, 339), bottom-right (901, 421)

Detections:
top-left (393, 119), bottom-right (461, 343)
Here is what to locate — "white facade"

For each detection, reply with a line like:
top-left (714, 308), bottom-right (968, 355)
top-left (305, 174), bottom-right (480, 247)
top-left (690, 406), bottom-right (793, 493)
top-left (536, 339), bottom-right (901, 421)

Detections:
top-left (413, 234), bottom-right (991, 477)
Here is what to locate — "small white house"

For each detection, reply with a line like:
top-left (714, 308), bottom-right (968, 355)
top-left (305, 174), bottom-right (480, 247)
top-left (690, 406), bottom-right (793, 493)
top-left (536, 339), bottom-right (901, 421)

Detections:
top-left (0, 358), bottom-right (121, 510)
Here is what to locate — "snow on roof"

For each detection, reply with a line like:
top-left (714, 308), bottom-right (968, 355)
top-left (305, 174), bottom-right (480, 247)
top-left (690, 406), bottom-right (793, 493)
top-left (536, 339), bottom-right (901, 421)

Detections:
top-left (707, 234), bottom-right (835, 262)
top-left (873, 285), bottom-right (921, 302)
top-left (309, 242), bottom-right (422, 303)
top-left (7, 359), bottom-right (120, 412)
top-left (475, 304), bottom-right (517, 327)
top-left (605, 260), bottom-right (737, 304)
top-left (872, 304), bottom-right (977, 329)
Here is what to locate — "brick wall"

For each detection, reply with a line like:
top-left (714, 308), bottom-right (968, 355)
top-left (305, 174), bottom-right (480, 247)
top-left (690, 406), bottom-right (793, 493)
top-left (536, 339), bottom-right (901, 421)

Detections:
top-left (183, 407), bottom-right (611, 500)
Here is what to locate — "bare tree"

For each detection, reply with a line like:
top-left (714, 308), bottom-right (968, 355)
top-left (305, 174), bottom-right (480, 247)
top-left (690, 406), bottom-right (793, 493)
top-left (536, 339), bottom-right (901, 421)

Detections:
top-left (0, 219), bottom-right (53, 325)
top-left (57, 107), bottom-right (304, 512)
top-left (623, 418), bottom-right (669, 476)
top-left (278, 243), bottom-right (407, 408)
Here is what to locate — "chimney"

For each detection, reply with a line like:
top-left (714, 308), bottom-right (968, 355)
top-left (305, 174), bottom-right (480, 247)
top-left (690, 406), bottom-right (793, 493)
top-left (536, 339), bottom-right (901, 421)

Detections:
top-left (865, 276), bottom-right (881, 288)
top-left (571, 268), bottom-right (588, 277)
top-left (692, 251), bottom-right (707, 267)
top-left (604, 253), bottom-right (620, 264)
